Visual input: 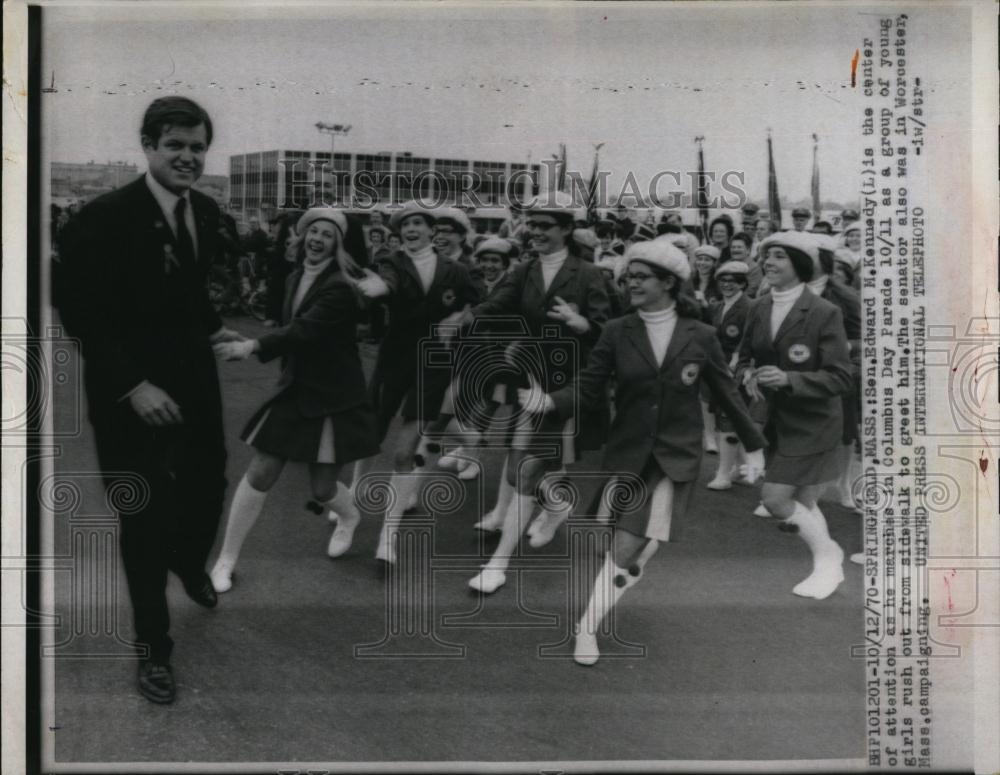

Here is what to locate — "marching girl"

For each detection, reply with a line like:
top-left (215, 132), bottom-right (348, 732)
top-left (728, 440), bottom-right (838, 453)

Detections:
top-left (445, 192), bottom-right (611, 593)
top-left (209, 208), bottom-right (378, 591)
top-left (705, 259), bottom-right (755, 490)
top-left (518, 239), bottom-right (766, 665)
top-left (432, 207), bottom-right (475, 267)
top-left (429, 237), bottom-right (523, 482)
top-left (811, 235), bottom-right (863, 511)
top-left (350, 201), bottom-right (479, 563)
top-left (692, 244), bottom-right (723, 452)
top-left (735, 231), bottom-right (854, 599)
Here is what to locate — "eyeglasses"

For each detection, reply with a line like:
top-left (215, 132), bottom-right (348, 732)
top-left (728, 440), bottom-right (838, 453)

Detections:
top-left (526, 220), bottom-right (560, 231)
top-left (625, 272), bottom-right (657, 282)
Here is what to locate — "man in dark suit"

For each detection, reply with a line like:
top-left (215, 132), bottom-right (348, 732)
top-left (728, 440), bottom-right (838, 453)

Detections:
top-left (56, 97), bottom-right (241, 704)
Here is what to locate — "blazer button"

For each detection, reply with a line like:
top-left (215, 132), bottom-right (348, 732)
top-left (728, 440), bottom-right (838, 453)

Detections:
top-left (651, 403), bottom-right (658, 410)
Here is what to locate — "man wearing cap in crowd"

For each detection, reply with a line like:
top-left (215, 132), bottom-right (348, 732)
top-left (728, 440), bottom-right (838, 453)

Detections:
top-left (840, 208), bottom-right (860, 228)
top-left (740, 202), bottom-right (761, 235)
top-left (791, 207), bottom-right (812, 232)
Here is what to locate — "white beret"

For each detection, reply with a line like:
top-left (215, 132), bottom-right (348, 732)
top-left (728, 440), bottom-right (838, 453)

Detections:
top-left (595, 255), bottom-right (618, 274)
top-left (525, 190), bottom-right (584, 222)
top-left (693, 245), bottom-right (721, 261)
top-left (389, 200), bottom-right (437, 232)
top-left (715, 260), bottom-right (750, 277)
top-left (625, 239), bottom-right (691, 283)
top-left (759, 230), bottom-right (820, 263)
top-left (473, 236), bottom-right (514, 258)
top-left (812, 233), bottom-right (840, 253)
top-left (834, 247), bottom-right (861, 270)
top-left (572, 228), bottom-right (599, 249)
top-left (297, 207), bottom-right (348, 238)
top-left (434, 207), bottom-right (473, 235)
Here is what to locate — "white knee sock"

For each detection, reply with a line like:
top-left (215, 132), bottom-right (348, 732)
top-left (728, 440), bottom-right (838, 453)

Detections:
top-left (215, 475), bottom-right (268, 569)
top-left (788, 501), bottom-right (844, 599)
top-left (325, 484), bottom-right (359, 525)
top-left (708, 433), bottom-right (738, 487)
top-left (578, 554), bottom-right (635, 636)
top-left (476, 458), bottom-right (514, 530)
top-left (483, 492), bottom-right (535, 573)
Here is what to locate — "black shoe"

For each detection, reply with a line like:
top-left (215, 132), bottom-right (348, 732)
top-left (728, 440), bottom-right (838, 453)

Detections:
top-left (182, 572), bottom-right (218, 608)
top-left (138, 659), bottom-right (176, 704)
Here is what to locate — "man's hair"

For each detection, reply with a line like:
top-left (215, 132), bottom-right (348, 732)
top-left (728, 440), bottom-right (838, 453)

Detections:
top-left (141, 97), bottom-right (213, 147)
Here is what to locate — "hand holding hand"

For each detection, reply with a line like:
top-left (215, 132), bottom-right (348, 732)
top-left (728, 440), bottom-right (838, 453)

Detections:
top-left (438, 307), bottom-right (473, 342)
top-left (213, 339), bottom-right (257, 361)
top-left (354, 268), bottom-right (390, 299)
top-left (743, 368), bottom-right (765, 403)
top-left (517, 375), bottom-right (554, 415)
top-left (128, 381), bottom-right (183, 426)
top-left (546, 296), bottom-right (590, 334)
top-left (739, 449), bottom-right (766, 484)
top-left (209, 326), bottom-right (246, 344)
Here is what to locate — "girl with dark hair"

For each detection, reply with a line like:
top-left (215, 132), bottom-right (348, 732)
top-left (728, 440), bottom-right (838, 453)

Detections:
top-left (443, 192), bottom-right (611, 593)
top-left (209, 208), bottom-right (377, 590)
top-left (691, 244), bottom-right (723, 452)
top-left (706, 259), bottom-right (755, 490)
top-left (735, 231), bottom-right (854, 600)
top-left (707, 215), bottom-right (734, 252)
top-left (519, 239), bottom-right (766, 665)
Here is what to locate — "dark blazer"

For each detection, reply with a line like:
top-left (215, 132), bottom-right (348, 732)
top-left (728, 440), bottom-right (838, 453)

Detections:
top-left (471, 253), bottom-right (611, 393)
top-left (551, 313), bottom-right (766, 482)
top-left (821, 279), bottom-right (861, 357)
top-left (369, 249), bottom-right (480, 423)
top-left (735, 288), bottom-right (853, 456)
top-left (710, 293), bottom-right (752, 361)
top-left (56, 175), bottom-right (223, 417)
top-left (255, 263), bottom-right (369, 418)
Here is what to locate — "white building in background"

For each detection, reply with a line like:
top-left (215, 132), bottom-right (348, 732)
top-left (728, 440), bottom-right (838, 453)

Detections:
top-left (228, 149), bottom-right (541, 226)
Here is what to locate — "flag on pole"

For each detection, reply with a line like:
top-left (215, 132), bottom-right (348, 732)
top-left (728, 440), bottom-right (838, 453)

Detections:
top-left (586, 143), bottom-right (605, 223)
top-left (695, 136), bottom-right (709, 243)
top-left (810, 134), bottom-right (821, 218)
top-left (557, 143), bottom-right (568, 192)
top-left (767, 130), bottom-right (782, 229)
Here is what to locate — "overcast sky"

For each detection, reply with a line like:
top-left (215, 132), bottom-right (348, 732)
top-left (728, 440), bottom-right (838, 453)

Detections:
top-left (42, 2), bottom-right (966, 206)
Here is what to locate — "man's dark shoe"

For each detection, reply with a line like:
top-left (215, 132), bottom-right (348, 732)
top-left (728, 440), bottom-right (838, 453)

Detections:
top-left (138, 660), bottom-right (176, 704)
top-left (182, 572), bottom-right (218, 608)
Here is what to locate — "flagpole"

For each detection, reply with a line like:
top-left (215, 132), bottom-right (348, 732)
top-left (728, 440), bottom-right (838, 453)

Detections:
top-left (695, 136), bottom-right (708, 244)
top-left (811, 133), bottom-right (821, 219)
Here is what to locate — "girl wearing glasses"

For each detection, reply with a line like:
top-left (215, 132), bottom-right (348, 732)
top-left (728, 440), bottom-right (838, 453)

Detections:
top-left (519, 238), bottom-right (766, 665)
top-left (735, 231), bottom-right (853, 600)
top-left (444, 192), bottom-right (611, 594)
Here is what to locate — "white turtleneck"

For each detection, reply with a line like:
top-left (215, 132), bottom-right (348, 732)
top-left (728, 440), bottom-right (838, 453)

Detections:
top-left (722, 290), bottom-right (743, 316)
top-left (638, 305), bottom-right (678, 366)
top-left (539, 248), bottom-right (568, 292)
top-left (404, 244), bottom-right (437, 292)
top-left (807, 275), bottom-right (830, 298)
top-left (292, 256), bottom-right (334, 315)
top-left (769, 283), bottom-right (806, 341)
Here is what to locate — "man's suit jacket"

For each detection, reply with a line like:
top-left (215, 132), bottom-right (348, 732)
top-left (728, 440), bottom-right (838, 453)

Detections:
top-left (255, 263), bottom-right (369, 418)
top-left (551, 313), bottom-right (767, 483)
top-left (735, 288), bottom-right (853, 456)
top-left (57, 176), bottom-right (224, 419)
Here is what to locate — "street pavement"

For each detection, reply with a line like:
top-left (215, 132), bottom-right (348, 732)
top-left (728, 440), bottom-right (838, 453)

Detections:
top-left (49, 316), bottom-right (865, 765)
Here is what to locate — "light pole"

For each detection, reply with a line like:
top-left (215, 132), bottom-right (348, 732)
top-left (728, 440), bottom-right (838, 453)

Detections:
top-left (315, 122), bottom-right (351, 204)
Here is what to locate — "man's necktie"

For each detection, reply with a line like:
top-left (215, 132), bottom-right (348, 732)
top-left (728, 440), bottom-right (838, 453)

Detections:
top-left (174, 198), bottom-right (196, 266)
